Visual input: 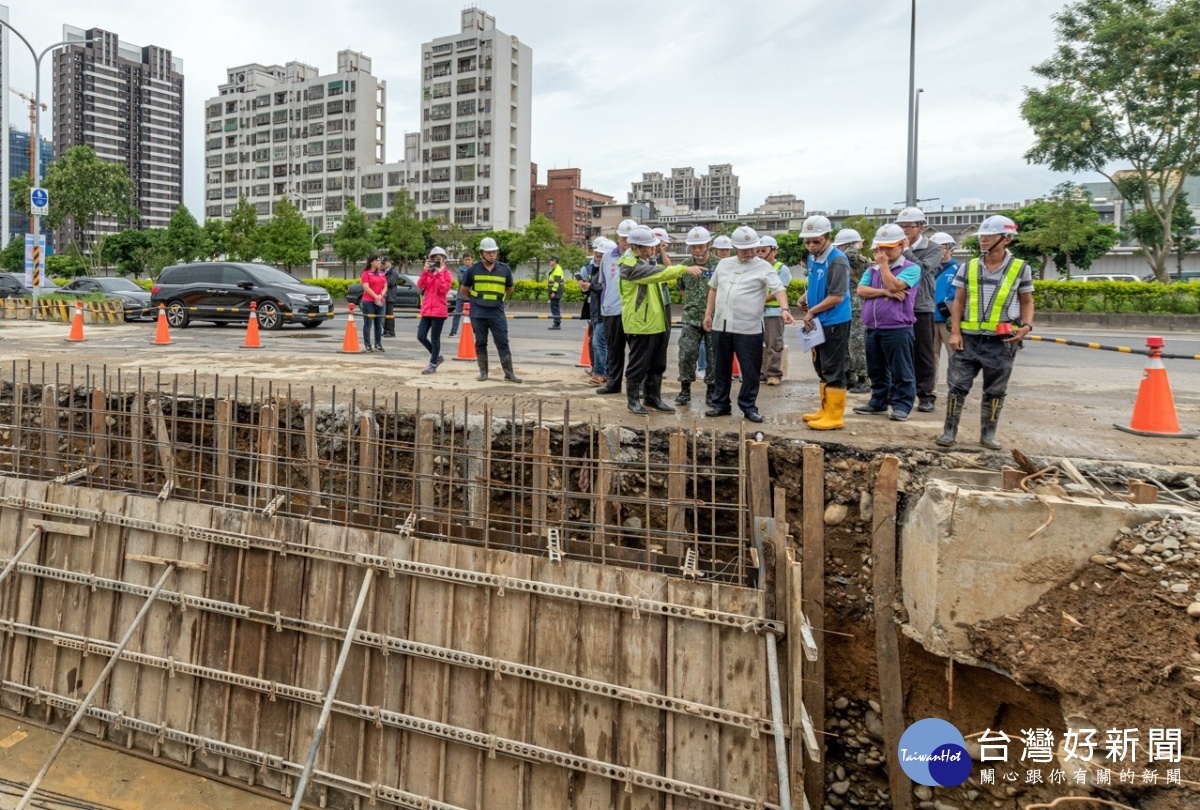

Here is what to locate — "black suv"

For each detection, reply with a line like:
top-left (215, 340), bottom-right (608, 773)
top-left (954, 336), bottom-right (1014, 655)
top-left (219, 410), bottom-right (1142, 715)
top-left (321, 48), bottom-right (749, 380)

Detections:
top-left (151, 263), bottom-right (333, 329)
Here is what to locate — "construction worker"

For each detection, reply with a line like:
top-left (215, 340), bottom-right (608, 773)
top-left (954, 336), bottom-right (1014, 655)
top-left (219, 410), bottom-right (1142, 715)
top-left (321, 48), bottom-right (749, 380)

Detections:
top-left (756, 235), bottom-right (792, 386)
top-left (675, 226), bottom-right (718, 406)
top-left (936, 215), bottom-right (1034, 450)
top-left (703, 226), bottom-right (794, 423)
top-left (797, 215), bottom-right (852, 430)
top-left (459, 236), bottom-right (522, 383)
top-left (712, 235), bottom-right (733, 260)
top-left (579, 237), bottom-right (609, 385)
top-left (546, 256), bottom-right (565, 329)
top-left (930, 232), bottom-right (959, 371)
top-left (833, 228), bottom-right (871, 394)
top-left (595, 219), bottom-right (639, 395)
top-left (620, 225), bottom-right (700, 415)
top-left (896, 207), bottom-right (942, 413)
top-left (852, 224), bottom-right (921, 421)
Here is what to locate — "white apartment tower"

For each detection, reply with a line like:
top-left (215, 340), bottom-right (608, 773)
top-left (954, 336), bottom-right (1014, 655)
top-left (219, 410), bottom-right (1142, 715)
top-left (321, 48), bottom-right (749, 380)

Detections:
top-left (205, 50), bottom-right (385, 233)
top-left (416, 8), bottom-right (532, 231)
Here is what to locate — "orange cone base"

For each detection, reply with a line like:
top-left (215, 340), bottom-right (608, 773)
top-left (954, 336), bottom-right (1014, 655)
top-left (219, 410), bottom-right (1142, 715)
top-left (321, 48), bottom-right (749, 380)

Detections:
top-left (151, 313), bottom-right (172, 345)
top-left (576, 326), bottom-right (592, 368)
top-left (339, 325), bottom-right (362, 353)
top-left (453, 320), bottom-right (477, 360)
top-left (1114, 367), bottom-right (1197, 438)
top-left (242, 318), bottom-right (263, 349)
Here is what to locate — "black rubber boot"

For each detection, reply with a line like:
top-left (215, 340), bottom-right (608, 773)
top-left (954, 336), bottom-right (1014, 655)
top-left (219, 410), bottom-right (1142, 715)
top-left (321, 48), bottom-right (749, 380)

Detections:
top-left (500, 353), bottom-right (522, 384)
top-left (935, 392), bottom-right (963, 447)
top-left (704, 385), bottom-right (714, 407)
top-left (596, 379), bottom-right (621, 395)
top-left (674, 381), bottom-right (692, 406)
top-left (476, 356), bottom-right (489, 382)
top-left (627, 383), bottom-right (649, 415)
top-left (645, 376), bottom-right (675, 413)
top-left (980, 394), bottom-right (1004, 450)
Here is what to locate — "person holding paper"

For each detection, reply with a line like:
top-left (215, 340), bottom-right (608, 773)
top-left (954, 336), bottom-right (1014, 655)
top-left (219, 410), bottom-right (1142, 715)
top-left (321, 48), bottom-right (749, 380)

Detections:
top-left (702, 226), bottom-right (794, 424)
top-left (852, 224), bottom-right (921, 422)
top-left (797, 215), bottom-right (852, 431)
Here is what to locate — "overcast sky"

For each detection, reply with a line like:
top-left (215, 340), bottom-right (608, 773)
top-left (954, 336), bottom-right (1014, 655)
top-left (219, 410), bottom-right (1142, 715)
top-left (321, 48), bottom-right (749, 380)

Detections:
top-left (4, 0), bottom-right (1100, 220)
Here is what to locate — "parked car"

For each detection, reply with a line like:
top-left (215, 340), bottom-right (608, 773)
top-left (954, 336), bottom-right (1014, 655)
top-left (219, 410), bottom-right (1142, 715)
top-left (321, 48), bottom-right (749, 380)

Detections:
top-left (346, 274), bottom-right (458, 309)
top-left (0, 273), bottom-right (33, 299)
top-left (60, 276), bottom-right (154, 320)
top-left (1077, 274), bottom-right (1144, 283)
top-left (150, 263), bottom-right (334, 329)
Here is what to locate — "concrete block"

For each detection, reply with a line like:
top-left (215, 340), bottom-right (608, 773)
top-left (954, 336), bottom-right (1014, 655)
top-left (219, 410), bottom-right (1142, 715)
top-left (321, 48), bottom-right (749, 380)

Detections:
top-left (901, 479), bottom-right (1185, 656)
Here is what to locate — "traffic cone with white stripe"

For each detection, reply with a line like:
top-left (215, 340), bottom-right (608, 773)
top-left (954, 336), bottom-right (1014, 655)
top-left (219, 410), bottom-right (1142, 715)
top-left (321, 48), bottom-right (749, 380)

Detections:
top-left (339, 303), bottom-right (361, 353)
top-left (65, 300), bottom-right (85, 342)
top-left (1115, 336), bottom-right (1197, 438)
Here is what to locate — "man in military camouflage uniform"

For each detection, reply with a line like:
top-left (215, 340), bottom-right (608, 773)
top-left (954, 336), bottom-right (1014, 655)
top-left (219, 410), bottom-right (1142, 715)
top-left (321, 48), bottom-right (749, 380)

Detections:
top-left (676, 226), bottom-right (719, 406)
top-left (834, 228), bottom-right (871, 394)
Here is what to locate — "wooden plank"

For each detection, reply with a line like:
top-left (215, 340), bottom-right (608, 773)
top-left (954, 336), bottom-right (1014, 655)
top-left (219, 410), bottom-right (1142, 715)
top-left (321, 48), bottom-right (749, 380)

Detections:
top-left (531, 426), bottom-right (550, 537)
top-left (131, 388), bottom-right (144, 493)
top-left (26, 520), bottom-right (91, 538)
top-left (595, 427), bottom-right (616, 553)
top-left (257, 403), bottom-right (278, 507)
top-left (357, 413), bottom-right (376, 508)
top-left (91, 388), bottom-right (108, 488)
top-left (123, 553), bottom-right (207, 571)
top-left (1001, 466), bottom-right (1023, 491)
top-left (1127, 479), bottom-right (1159, 504)
top-left (872, 454), bottom-right (911, 810)
top-left (718, 583), bottom-right (772, 803)
top-left (667, 576), bottom-right (719, 810)
top-left (215, 399), bottom-right (232, 503)
top-left (666, 431), bottom-right (688, 558)
top-left (0, 479), bottom-right (40, 716)
top-left (746, 440), bottom-right (772, 523)
top-left (614, 567), bottom-right (666, 810)
top-left (418, 416), bottom-right (436, 510)
top-left (304, 409), bottom-right (322, 508)
top-left (40, 385), bottom-right (58, 480)
top-left (147, 399), bottom-right (175, 485)
top-left (527, 557), bottom-right (580, 808)
top-left (801, 443), bottom-right (826, 810)
top-left (466, 414), bottom-right (486, 524)
top-left (480, 551), bottom-right (533, 810)
top-left (571, 562), bottom-right (621, 809)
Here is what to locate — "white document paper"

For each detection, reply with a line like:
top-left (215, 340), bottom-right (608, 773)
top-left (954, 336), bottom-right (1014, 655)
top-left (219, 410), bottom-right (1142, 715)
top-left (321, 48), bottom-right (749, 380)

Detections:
top-left (798, 318), bottom-right (825, 351)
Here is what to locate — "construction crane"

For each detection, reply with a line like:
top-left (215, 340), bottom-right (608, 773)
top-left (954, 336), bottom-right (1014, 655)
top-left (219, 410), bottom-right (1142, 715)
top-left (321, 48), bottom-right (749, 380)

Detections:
top-left (9, 86), bottom-right (47, 205)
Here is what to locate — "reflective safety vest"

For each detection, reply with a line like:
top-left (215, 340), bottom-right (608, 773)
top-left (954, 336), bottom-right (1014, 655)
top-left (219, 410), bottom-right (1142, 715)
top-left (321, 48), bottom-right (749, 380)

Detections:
top-left (765, 260), bottom-right (784, 307)
top-left (960, 257), bottom-right (1025, 332)
top-left (471, 272), bottom-right (508, 302)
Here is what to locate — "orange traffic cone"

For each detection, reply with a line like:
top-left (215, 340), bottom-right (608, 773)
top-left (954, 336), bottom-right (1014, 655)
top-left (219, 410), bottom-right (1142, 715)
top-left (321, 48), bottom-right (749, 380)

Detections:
top-left (339, 303), bottom-right (361, 353)
top-left (1115, 336), bottom-right (1197, 438)
top-left (732, 354), bottom-right (742, 380)
top-left (65, 300), bottom-right (85, 342)
top-left (453, 302), bottom-right (477, 361)
top-left (152, 304), bottom-right (172, 346)
top-left (576, 325), bottom-right (592, 368)
top-left (243, 302), bottom-right (263, 348)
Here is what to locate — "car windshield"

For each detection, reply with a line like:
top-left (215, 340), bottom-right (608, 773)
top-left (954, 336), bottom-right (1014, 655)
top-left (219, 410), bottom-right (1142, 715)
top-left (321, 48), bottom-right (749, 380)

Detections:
top-left (245, 266), bottom-right (305, 286)
top-left (94, 277), bottom-right (144, 292)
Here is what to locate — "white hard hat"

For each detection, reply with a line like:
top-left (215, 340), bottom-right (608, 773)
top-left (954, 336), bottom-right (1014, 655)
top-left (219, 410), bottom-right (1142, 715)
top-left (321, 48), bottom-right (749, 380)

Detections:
top-left (627, 225), bottom-right (659, 247)
top-left (651, 227), bottom-right (670, 245)
top-left (800, 215), bottom-right (832, 238)
top-left (895, 207), bottom-right (926, 224)
top-left (871, 223), bottom-right (907, 249)
top-left (930, 232), bottom-right (957, 247)
top-left (479, 236), bottom-right (499, 252)
top-left (712, 235), bottom-right (733, 250)
top-left (428, 246), bottom-right (448, 258)
top-left (592, 235), bottom-right (607, 251)
top-left (730, 226), bottom-right (760, 250)
top-left (833, 228), bottom-right (863, 247)
top-left (758, 235), bottom-right (779, 249)
top-left (977, 215), bottom-right (1018, 237)
top-left (684, 226), bottom-right (713, 245)
top-left (616, 219), bottom-right (639, 238)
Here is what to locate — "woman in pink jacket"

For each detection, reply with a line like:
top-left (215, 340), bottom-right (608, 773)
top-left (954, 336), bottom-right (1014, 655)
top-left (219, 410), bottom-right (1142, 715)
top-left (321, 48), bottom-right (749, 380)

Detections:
top-left (416, 246), bottom-right (454, 373)
top-left (359, 254), bottom-right (387, 352)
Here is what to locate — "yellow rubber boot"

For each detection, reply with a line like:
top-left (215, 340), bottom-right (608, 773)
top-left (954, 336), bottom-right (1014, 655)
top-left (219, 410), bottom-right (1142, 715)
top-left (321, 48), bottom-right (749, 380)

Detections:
top-left (802, 382), bottom-right (826, 422)
top-left (808, 388), bottom-right (846, 430)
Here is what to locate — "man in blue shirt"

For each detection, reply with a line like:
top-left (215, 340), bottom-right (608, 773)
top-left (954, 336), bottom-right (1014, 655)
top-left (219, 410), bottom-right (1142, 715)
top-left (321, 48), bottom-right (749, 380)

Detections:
top-left (798, 215), bottom-right (852, 430)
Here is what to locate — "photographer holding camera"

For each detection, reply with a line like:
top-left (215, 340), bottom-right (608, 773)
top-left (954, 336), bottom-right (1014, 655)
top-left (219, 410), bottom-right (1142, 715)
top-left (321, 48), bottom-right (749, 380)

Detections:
top-left (416, 246), bottom-right (454, 374)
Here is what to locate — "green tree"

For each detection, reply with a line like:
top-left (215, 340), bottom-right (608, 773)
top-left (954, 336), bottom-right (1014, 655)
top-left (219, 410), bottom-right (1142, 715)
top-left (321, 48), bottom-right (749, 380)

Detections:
top-left (1009, 186), bottom-right (1120, 278)
top-left (165, 204), bottom-right (206, 263)
top-left (332, 201), bottom-right (374, 271)
top-left (0, 238), bottom-right (23, 273)
top-left (372, 189), bottom-right (425, 271)
top-left (1123, 185), bottom-right (1199, 280)
top-left (509, 214), bottom-right (564, 281)
top-left (202, 219), bottom-right (227, 260)
top-left (775, 232), bottom-right (806, 267)
top-left (1021, 0), bottom-right (1200, 281)
top-left (226, 197), bottom-right (261, 262)
top-left (556, 243), bottom-right (589, 275)
top-left (259, 197), bottom-right (311, 270)
top-left (468, 230), bottom-right (522, 266)
top-left (100, 228), bottom-right (172, 278)
top-left (10, 145), bottom-right (137, 272)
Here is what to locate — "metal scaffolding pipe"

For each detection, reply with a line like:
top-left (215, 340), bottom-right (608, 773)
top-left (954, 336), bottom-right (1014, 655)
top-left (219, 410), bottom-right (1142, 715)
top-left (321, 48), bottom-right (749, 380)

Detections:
top-left (15, 563), bottom-right (176, 809)
top-left (0, 527), bottom-right (43, 588)
top-left (290, 566), bottom-right (375, 810)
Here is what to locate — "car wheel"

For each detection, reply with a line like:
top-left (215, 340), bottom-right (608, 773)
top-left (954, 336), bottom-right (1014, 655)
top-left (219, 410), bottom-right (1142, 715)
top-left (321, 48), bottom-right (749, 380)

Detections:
top-left (256, 301), bottom-right (283, 330)
top-left (303, 321), bottom-right (324, 329)
top-left (165, 300), bottom-right (190, 328)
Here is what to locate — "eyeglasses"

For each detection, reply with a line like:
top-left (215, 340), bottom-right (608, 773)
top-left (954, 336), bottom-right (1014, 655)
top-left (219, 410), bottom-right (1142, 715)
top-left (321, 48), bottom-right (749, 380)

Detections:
top-left (899, 223), bottom-right (922, 229)
top-left (802, 238), bottom-right (825, 245)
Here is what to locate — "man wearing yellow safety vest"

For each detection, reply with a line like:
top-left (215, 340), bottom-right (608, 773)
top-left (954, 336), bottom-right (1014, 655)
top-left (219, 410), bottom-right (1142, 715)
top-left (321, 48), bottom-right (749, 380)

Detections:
top-left (460, 236), bottom-right (523, 383)
top-left (546, 256), bottom-right (565, 329)
top-left (936, 215), bottom-right (1034, 450)
top-left (757, 235), bottom-right (792, 386)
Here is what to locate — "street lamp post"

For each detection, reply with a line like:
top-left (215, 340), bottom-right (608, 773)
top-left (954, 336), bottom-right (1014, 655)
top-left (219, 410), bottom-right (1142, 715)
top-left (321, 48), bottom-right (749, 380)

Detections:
top-left (904, 0), bottom-right (918, 207)
top-left (913, 88), bottom-right (924, 204)
top-left (0, 19), bottom-right (92, 304)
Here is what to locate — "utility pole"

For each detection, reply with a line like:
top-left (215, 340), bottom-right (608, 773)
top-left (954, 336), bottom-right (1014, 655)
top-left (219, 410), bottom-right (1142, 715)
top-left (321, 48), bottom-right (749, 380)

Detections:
top-left (904, 0), bottom-right (918, 207)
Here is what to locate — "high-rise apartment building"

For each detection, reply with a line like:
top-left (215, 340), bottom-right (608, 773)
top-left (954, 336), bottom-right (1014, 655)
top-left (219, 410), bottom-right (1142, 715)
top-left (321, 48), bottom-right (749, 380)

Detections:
top-left (205, 51), bottom-right (385, 233)
top-left (8, 129), bottom-right (53, 244)
top-left (53, 25), bottom-right (184, 251)
top-left (415, 8), bottom-right (531, 231)
top-left (629, 164), bottom-right (740, 215)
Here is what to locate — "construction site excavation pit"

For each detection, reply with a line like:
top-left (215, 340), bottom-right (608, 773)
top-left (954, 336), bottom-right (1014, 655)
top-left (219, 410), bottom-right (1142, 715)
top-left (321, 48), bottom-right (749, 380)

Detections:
top-left (0, 365), bottom-right (1196, 810)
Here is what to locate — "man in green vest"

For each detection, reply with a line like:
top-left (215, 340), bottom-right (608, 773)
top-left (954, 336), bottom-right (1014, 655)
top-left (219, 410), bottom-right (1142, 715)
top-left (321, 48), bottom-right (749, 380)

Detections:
top-left (460, 236), bottom-right (522, 383)
top-left (936, 215), bottom-right (1034, 450)
top-left (546, 256), bottom-right (565, 329)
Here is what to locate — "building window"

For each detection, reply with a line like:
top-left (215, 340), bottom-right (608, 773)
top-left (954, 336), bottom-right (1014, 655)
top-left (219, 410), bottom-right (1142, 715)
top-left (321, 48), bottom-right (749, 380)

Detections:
top-left (457, 78), bottom-right (476, 95)
top-left (456, 120), bottom-right (476, 138)
top-left (327, 138), bottom-right (343, 154)
top-left (456, 38), bottom-right (477, 51)
top-left (307, 159), bottom-right (323, 173)
top-left (456, 142), bottom-right (476, 159)
top-left (454, 207), bottom-right (475, 225)
top-left (455, 187), bottom-right (475, 203)
top-left (455, 165), bottom-right (476, 182)
top-left (326, 157), bottom-right (344, 171)
top-left (432, 60), bottom-right (451, 78)
top-left (429, 188), bottom-right (451, 204)
top-left (456, 99), bottom-right (476, 116)
top-left (430, 81), bottom-right (451, 99)
top-left (387, 171), bottom-right (403, 186)
top-left (327, 176), bottom-right (342, 191)
top-left (361, 174), bottom-right (383, 190)
top-left (458, 56), bottom-right (476, 72)
top-left (429, 167), bottom-right (451, 182)
top-left (430, 103), bottom-right (452, 121)
top-left (306, 85), bottom-right (324, 101)
top-left (326, 100), bottom-right (344, 115)
top-left (429, 124), bottom-right (451, 142)
top-left (361, 192), bottom-right (383, 209)
top-left (431, 43), bottom-right (452, 57)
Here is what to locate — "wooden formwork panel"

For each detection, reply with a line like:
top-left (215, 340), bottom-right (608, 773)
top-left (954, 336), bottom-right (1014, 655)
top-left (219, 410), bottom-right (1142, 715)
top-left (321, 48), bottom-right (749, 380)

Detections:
top-left (0, 480), bottom-right (789, 810)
